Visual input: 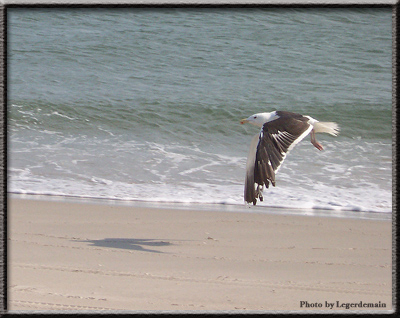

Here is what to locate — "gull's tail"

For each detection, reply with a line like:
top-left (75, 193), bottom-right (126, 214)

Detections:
top-left (313, 122), bottom-right (340, 136)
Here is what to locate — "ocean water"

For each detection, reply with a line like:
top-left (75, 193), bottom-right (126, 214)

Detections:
top-left (7, 8), bottom-right (393, 215)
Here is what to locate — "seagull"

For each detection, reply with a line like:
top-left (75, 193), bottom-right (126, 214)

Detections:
top-left (240, 110), bottom-right (339, 205)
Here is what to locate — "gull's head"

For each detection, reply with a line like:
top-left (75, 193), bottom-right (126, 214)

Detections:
top-left (240, 112), bottom-right (277, 128)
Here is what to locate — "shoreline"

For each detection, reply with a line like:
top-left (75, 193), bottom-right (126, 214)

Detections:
top-left (7, 193), bottom-right (392, 221)
top-left (8, 196), bottom-right (392, 312)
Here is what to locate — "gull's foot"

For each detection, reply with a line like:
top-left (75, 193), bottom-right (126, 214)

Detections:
top-left (312, 140), bottom-right (324, 151)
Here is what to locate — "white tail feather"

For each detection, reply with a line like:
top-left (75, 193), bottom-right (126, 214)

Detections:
top-left (313, 122), bottom-right (340, 136)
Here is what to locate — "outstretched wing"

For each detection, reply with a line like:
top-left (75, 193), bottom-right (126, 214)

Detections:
top-left (244, 134), bottom-right (260, 205)
top-left (255, 113), bottom-right (312, 187)
top-left (244, 112), bottom-right (312, 204)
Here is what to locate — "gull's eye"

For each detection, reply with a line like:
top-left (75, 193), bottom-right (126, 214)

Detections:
top-left (254, 116), bottom-right (257, 119)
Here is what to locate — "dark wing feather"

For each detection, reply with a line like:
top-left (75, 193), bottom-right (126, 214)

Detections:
top-left (245, 112), bottom-right (312, 204)
top-left (255, 114), bottom-right (311, 186)
top-left (244, 134), bottom-right (259, 204)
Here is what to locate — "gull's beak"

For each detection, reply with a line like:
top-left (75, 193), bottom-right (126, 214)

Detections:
top-left (240, 118), bottom-right (248, 125)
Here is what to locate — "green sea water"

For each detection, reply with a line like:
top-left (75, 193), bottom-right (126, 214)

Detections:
top-left (8, 8), bottom-right (392, 214)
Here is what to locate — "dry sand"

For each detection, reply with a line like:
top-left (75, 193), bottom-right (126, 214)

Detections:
top-left (7, 197), bottom-right (393, 312)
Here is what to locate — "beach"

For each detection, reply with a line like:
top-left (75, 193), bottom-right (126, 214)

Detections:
top-left (8, 197), bottom-right (392, 312)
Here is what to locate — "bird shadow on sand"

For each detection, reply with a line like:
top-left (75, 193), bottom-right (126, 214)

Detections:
top-left (75, 238), bottom-right (172, 253)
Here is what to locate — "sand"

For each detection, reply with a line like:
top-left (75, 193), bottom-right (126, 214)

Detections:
top-left (7, 197), bottom-right (393, 312)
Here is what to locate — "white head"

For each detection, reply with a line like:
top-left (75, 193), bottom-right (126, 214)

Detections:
top-left (240, 111), bottom-right (278, 127)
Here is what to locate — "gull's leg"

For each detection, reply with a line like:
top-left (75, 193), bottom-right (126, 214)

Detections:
top-left (259, 185), bottom-right (264, 202)
top-left (254, 184), bottom-right (264, 204)
top-left (310, 129), bottom-right (324, 151)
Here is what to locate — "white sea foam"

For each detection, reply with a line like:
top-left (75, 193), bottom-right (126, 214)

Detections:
top-left (51, 111), bottom-right (76, 121)
top-left (8, 133), bottom-right (392, 215)
top-left (8, 165), bottom-right (392, 214)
